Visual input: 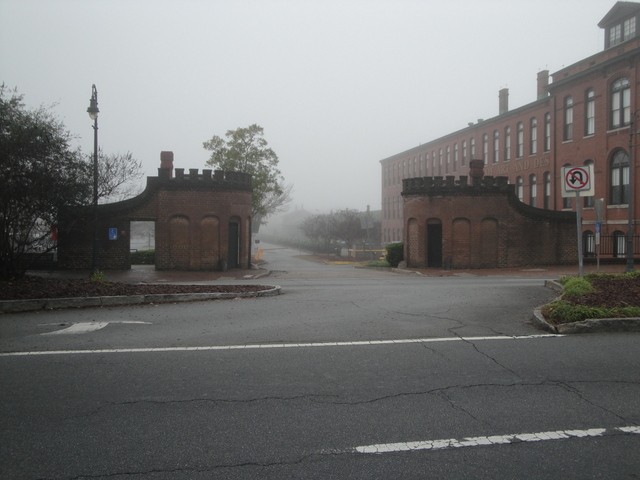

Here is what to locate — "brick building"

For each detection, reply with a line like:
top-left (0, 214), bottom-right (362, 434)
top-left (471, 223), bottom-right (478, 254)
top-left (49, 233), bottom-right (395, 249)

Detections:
top-left (380, 1), bottom-right (640, 261)
top-left (58, 152), bottom-right (253, 271)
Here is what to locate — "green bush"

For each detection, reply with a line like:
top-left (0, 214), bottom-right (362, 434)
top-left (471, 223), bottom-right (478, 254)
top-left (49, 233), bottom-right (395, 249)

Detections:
top-left (131, 250), bottom-right (155, 265)
top-left (385, 242), bottom-right (404, 268)
top-left (562, 276), bottom-right (594, 298)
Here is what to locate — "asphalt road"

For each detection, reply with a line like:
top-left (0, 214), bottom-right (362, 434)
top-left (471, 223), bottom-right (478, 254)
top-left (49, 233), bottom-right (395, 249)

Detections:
top-left (1, 245), bottom-right (639, 479)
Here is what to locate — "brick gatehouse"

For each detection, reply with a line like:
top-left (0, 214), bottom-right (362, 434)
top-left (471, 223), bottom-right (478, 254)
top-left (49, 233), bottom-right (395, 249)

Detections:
top-left (402, 160), bottom-right (577, 269)
top-left (57, 152), bottom-right (253, 271)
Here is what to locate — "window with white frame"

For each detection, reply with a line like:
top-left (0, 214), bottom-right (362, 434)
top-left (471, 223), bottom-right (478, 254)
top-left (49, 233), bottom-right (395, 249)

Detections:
top-left (516, 176), bottom-right (523, 201)
top-left (483, 134), bottom-right (488, 164)
top-left (504, 126), bottom-right (511, 161)
top-left (611, 78), bottom-right (631, 129)
top-left (529, 174), bottom-right (537, 207)
top-left (584, 159), bottom-right (594, 208)
top-left (564, 96), bottom-right (574, 141)
top-left (516, 122), bottom-right (524, 157)
top-left (530, 117), bottom-right (537, 154)
top-left (493, 130), bottom-right (499, 163)
top-left (585, 89), bottom-right (595, 136)
top-left (610, 150), bottom-right (630, 205)
top-left (544, 112), bottom-right (551, 151)
top-left (543, 171), bottom-right (551, 209)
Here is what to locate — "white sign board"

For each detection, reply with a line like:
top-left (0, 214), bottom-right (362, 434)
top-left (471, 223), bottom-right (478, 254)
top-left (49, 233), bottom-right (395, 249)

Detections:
top-left (561, 165), bottom-right (594, 197)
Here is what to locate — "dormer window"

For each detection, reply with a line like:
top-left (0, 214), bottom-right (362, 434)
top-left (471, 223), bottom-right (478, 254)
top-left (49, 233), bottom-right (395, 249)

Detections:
top-left (609, 16), bottom-right (636, 46)
top-left (600, 1), bottom-right (640, 49)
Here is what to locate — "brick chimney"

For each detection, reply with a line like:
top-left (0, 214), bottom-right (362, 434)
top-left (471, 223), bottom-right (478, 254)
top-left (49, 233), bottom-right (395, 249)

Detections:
top-left (160, 151), bottom-right (174, 178)
top-left (537, 70), bottom-right (549, 99)
top-left (499, 88), bottom-right (509, 115)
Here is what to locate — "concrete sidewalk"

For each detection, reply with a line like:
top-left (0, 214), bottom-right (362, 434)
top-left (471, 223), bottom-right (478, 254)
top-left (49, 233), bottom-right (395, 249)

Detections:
top-left (28, 264), bottom-right (271, 285)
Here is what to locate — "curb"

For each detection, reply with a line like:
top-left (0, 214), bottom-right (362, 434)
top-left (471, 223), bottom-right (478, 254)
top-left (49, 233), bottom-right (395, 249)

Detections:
top-left (535, 280), bottom-right (640, 334)
top-left (0, 285), bottom-right (281, 314)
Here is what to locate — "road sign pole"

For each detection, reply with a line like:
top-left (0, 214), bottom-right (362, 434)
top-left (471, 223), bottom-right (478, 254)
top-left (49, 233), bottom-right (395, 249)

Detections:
top-left (576, 191), bottom-right (583, 276)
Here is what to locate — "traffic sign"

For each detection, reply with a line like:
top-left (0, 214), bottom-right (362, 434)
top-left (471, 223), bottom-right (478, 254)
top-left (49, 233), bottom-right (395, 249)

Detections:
top-left (561, 165), bottom-right (594, 197)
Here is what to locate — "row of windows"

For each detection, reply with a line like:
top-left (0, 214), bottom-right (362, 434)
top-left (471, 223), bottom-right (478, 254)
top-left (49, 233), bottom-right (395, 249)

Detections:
top-left (384, 76), bottom-right (634, 187)
top-left (563, 78), bottom-right (631, 142)
top-left (383, 113), bottom-right (553, 186)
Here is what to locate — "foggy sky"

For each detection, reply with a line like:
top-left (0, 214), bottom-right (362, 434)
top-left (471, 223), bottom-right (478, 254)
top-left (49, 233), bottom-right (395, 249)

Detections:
top-left (1, 0), bottom-right (613, 215)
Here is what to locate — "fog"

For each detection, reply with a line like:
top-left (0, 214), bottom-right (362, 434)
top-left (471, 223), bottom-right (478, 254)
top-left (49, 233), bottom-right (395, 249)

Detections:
top-left (1, 0), bottom-right (611, 216)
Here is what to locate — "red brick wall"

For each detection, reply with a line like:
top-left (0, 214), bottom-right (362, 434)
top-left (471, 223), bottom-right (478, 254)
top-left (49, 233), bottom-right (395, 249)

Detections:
top-left (402, 176), bottom-right (577, 269)
top-left (58, 168), bottom-right (252, 271)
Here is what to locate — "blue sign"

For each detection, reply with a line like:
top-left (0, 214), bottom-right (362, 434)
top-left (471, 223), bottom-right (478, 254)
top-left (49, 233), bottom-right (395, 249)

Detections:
top-left (108, 228), bottom-right (118, 241)
top-left (595, 221), bottom-right (601, 234)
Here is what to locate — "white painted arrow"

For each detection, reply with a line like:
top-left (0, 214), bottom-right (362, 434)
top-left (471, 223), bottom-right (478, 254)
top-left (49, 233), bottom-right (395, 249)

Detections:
top-left (43, 322), bottom-right (110, 335)
top-left (41, 321), bottom-right (150, 335)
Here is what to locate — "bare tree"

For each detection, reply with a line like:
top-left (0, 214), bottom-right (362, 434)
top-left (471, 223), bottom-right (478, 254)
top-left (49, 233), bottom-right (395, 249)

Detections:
top-left (97, 150), bottom-right (144, 203)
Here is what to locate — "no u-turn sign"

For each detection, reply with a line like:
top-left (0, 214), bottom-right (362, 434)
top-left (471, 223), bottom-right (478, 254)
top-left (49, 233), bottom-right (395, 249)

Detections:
top-left (561, 165), bottom-right (594, 197)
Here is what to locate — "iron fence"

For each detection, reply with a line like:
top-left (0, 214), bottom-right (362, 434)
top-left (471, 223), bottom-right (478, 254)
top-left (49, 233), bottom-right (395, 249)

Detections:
top-left (583, 234), bottom-right (640, 258)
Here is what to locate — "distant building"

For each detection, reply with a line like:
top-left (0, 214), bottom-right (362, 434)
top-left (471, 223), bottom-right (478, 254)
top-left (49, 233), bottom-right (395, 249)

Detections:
top-left (380, 1), bottom-right (640, 260)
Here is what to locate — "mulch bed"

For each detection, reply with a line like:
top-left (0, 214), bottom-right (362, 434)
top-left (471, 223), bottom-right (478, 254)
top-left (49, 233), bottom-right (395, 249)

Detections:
top-left (568, 276), bottom-right (640, 308)
top-left (0, 276), bottom-right (268, 300)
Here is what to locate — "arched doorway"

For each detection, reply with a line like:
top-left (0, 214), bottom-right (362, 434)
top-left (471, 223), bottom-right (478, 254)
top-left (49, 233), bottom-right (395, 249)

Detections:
top-left (228, 219), bottom-right (240, 269)
top-left (426, 219), bottom-right (442, 268)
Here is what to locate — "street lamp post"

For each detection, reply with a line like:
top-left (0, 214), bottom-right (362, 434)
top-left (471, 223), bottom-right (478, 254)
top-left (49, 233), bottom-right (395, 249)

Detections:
top-left (87, 85), bottom-right (99, 273)
top-left (628, 116), bottom-right (636, 272)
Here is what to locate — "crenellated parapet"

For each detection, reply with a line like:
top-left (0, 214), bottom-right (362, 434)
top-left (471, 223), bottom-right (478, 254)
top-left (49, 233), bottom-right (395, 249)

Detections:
top-left (402, 175), bottom-right (512, 196)
top-left (156, 167), bottom-right (252, 190)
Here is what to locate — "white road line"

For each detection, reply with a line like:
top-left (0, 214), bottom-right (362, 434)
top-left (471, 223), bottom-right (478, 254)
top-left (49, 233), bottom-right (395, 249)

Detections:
top-left (354, 426), bottom-right (640, 454)
top-left (0, 334), bottom-right (561, 357)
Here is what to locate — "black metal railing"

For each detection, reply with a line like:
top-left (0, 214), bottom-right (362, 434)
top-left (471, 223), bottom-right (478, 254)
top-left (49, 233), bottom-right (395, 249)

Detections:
top-left (583, 234), bottom-right (640, 258)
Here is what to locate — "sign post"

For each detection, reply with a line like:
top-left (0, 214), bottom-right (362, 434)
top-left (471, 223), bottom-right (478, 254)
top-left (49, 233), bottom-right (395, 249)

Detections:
top-left (562, 165), bottom-right (594, 276)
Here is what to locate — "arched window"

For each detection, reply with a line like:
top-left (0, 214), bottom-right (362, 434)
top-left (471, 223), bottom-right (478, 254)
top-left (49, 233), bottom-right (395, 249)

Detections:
top-left (584, 159), bottom-right (595, 208)
top-left (493, 130), bottom-right (499, 163)
top-left (613, 230), bottom-right (626, 257)
top-left (562, 163), bottom-right (572, 209)
top-left (544, 112), bottom-right (551, 152)
top-left (516, 176), bottom-right (524, 201)
top-left (470, 138), bottom-right (476, 158)
top-left (564, 96), bottom-right (574, 141)
top-left (462, 140), bottom-right (467, 166)
top-left (446, 146), bottom-right (451, 173)
top-left (585, 89), bottom-right (595, 136)
top-left (504, 126), bottom-right (511, 161)
top-left (529, 174), bottom-right (537, 207)
top-left (543, 171), bottom-right (551, 209)
top-left (530, 117), bottom-right (538, 154)
top-left (483, 134), bottom-right (489, 164)
top-left (517, 122), bottom-right (524, 157)
top-left (583, 230), bottom-right (595, 257)
top-left (611, 78), bottom-right (630, 129)
top-left (610, 150), bottom-right (630, 205)
top-left (454, 144), bottom-right (459, 171)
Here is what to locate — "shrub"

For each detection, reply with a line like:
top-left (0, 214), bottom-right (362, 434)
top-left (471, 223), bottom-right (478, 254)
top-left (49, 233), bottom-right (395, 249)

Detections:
top-left (90, 270), bottom-right (106, 283)
top-left (385, 243), bottom-right (404, 268)
top-left (562, 276), bottom-right (594, 298)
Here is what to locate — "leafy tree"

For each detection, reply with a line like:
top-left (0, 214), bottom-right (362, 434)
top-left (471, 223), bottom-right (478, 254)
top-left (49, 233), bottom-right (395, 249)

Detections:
top-left (203, 124), bottom-right (287, 219)
top-left (0, 86), bottom-right (91, 279)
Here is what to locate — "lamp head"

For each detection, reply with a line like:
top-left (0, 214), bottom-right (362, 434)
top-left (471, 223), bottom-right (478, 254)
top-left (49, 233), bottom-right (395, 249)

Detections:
top-left (87, 84), bottom-right (99, 120)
